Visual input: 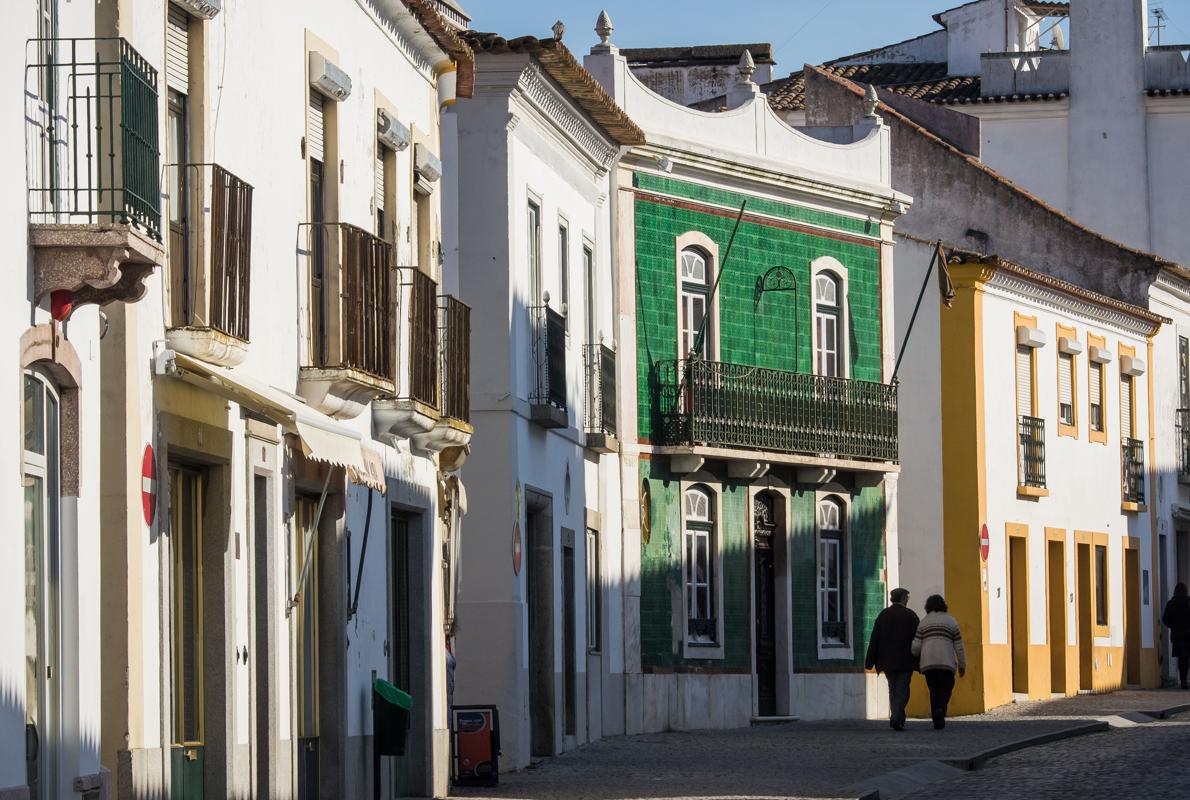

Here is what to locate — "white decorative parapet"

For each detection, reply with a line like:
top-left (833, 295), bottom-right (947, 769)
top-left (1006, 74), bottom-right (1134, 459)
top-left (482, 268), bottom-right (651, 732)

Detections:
top-left (980, 49), bottom-right (1070, 96)
top-left (1146, 45), bottom-right (1190, 92)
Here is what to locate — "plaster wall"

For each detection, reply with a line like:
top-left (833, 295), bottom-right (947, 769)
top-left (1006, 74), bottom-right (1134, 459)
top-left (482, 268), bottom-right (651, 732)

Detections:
top-left (448, 53), bottom-right (624, 770)
top-left (2, 1), bottom-right (108, 795)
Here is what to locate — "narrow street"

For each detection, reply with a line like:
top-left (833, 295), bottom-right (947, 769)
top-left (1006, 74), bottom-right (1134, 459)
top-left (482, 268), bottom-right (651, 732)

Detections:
top-left (453, 691), bottom-right (1190, 800)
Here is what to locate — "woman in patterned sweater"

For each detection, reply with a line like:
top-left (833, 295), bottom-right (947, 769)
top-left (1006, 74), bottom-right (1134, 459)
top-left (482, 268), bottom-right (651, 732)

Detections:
top-left (911, 594), bottom-right (966, 729)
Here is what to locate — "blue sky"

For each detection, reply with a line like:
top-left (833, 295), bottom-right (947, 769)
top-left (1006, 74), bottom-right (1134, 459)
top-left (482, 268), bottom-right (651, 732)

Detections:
top-left (463, 1), bottom-right (1190, 79)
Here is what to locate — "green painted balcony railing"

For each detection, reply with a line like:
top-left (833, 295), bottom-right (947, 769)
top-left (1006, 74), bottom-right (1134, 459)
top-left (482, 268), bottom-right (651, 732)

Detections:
top-left (26, 37), bottom-right (162, 239)
top-left (656, 359), bottom-right (898, 462)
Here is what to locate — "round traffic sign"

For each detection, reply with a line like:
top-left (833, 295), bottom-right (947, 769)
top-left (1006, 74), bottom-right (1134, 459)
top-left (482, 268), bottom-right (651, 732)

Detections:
top-left (979, 523), bottom-right (990, 562)
top-left (142, 444), bottom-right (157, 526)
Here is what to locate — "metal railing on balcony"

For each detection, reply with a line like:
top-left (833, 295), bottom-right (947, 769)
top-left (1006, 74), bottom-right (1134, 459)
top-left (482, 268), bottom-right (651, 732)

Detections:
top-left (439, 295), bottom-right (470, 423)
top-left (1017, 415), bottom-right (1046, 489)
top-left (403, 269), bottom-right (439, 408)
top-left (169, 164), bottom-right (253, 340)
top-left (584, 343), bottom-right (617, 438)
top-left (1122, 437), bottom-right (1146, 505)
top-left (530, 305), bottom-right (567, 409)
top-left (341, 224), bottom-right (393, 381)
top-left (656, 359), bottom-right (898, 462)
top-left (26, 37), bottom-right (161, 239)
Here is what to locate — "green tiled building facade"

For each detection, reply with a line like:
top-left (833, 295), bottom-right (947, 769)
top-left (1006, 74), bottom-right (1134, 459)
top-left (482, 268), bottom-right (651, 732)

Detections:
top-left (632, 171), bottom-right (891, 683)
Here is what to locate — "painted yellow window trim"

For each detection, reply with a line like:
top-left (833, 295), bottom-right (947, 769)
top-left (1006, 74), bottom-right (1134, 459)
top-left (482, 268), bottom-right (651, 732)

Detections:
top-left (1087, 333), bottom-right (1108, 445)
top-left (1056, 323), bottom-right (1079, 439)
top-left (1017, 485), bottom-right (1049, 499)
top-left (1121, 501), bottom-right (1147, 513)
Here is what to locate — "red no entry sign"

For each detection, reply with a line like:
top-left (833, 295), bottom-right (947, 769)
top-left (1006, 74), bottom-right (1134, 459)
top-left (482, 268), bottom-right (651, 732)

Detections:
top-left (979, 523), bottom-right (990, 562)
top-left (142, 444), bottom-right (157, 526)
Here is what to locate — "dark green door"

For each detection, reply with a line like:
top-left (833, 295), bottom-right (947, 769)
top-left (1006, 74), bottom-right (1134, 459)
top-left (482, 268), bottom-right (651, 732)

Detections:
top-left (170, 467), bottom-right (205, 799)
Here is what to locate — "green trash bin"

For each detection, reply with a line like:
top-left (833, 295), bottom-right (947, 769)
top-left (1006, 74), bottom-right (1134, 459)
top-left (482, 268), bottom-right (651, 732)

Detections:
top-left (373, 678), bottom-right (412, 756)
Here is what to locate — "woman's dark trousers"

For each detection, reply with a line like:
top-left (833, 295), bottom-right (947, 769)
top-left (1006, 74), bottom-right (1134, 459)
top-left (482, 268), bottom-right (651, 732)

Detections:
top-left (1178, 655), bottom-right (1189, 688)
top-left (923, 669), bottom-right (956, 729)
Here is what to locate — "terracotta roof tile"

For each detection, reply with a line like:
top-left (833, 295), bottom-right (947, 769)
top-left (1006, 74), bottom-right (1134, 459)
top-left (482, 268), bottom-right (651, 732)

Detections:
top-left (461, 31), bottom-right (645, 146)
top-left (400, 0), bottom-right (475, 98)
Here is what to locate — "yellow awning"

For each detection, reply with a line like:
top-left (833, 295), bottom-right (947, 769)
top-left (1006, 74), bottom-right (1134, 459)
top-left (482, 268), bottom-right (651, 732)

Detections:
top-left (158, 350), bottom-right (384, 490)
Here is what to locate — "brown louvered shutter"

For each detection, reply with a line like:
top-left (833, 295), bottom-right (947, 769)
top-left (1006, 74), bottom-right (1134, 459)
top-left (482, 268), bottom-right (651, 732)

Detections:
top-left (166, 4), bottom-right (190, 93)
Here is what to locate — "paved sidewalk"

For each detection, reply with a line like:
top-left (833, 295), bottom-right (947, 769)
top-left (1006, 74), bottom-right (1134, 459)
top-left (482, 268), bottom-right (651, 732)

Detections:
top-left (901, 710), bottom-right (1190, 799)
top-left (451, 690), bottom-right (1190, 800)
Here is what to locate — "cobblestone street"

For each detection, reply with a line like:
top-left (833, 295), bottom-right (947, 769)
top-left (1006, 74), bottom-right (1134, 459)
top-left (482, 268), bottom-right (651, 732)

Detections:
top-left (452, 691), bottom-right (1190, 799)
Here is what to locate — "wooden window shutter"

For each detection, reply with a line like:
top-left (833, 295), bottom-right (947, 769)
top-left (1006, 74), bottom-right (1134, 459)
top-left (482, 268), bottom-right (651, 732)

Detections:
top-left (307, 91), bottom-right (325, 163)
top-left (166, 4), bottom-right (190, 93)
top-left (1016, 345), bottom-right (1032, 417)
top-left (1120, 376), bottom-right (1133, 438)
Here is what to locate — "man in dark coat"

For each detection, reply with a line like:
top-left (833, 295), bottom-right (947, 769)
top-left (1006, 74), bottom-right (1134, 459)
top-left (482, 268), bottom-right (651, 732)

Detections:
top-left (865, 587), bottom-right (919, 730)
top-left (1162, 582), bottom-right (1190, 689)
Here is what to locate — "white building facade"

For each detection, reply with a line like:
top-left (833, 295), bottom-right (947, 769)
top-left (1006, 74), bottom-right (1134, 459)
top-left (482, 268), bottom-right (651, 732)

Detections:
top-left (445, 31), bottom-right (642, 771)
top-left (10, 1), bottom-right (474, 798)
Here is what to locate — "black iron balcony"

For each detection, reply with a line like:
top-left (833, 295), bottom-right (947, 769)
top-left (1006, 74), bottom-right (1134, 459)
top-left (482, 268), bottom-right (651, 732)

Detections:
top-left (439, 294), bottom-right (470, 424)
top-left (1122, 437), bottom-right (1146, 505)
top-left (166, 164), bottom-right (253, 363)
top-left (297, 223), bottom-right (394, 418)
top-left (1018, 415), bottom-right (1046, 490)
top-left (25, 37), bottom-right (164, 309)
top-left (584, 343), bottom-right (618, 451)
top-left (529, 305), bottom-right (567, 428)
top-left (406, 269), bottom-right (439, 408)
top-left (656, 359), bottom-right (898, 463)
top-left (1178, 409), bottom-right (1190, 484)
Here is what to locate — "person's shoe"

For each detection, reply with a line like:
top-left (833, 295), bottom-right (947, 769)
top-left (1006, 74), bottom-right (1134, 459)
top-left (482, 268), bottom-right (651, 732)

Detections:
top-left (891, 721), bottom-right (905, 731)
top-left (1180, 682), bottom-right (1188, 690)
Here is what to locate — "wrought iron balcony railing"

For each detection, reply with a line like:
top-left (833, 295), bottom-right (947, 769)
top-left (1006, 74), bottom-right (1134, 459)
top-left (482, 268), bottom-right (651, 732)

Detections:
top-left (584, 343), bottom-right (617, 438)
top-left (402, 268), bottom-right (439, 408)
top-left (439, 294), bottom-right (470, 424)
top-left (656, 359), bottom-right (898, 462)
top-left (530, 305), bottom-right (567, 410)
top-left (169, 164), bottom-right (253, 341)
top-left (26, 37), bottom-right (161, 239)
top-left (1178, 409), bottom-right (1190, 483)
top-left (1018, 415), bottom-right (1046, 489)
top-left (305, 223), bottom-right (394, 381)
top-left (1122, 437), bottom-right (1146, 505)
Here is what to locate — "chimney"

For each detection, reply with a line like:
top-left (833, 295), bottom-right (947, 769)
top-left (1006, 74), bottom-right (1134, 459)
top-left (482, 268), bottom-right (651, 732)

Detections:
top-left (1066, 0), bottom-right (1151, 250)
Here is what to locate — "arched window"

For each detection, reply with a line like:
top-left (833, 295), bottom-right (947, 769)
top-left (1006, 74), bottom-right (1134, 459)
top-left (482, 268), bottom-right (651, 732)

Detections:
top-left (684, 485), bottom-right (717, 645)
top-left (814, 271), bottom-right (843, 377)
top-left (817, 495), bottom-right (848, 646)
top-left (680, 247), bottom-right (712, 359)
top-left (22, 368), bottom-right (61, 799)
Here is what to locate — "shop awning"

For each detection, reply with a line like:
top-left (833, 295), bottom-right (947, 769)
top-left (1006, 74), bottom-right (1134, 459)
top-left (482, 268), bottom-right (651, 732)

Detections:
top-left (155, 350), bottom-right (386, 491)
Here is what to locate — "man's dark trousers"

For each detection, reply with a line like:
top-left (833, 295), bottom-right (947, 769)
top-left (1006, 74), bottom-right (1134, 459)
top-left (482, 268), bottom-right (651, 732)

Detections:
top-left (885, 670), bottom-right (912, 727)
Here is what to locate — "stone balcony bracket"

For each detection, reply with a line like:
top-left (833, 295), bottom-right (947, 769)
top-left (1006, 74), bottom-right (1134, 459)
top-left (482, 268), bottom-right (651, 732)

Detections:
top-left (585, 431), bottom-right (619, 454)
top-left (728, 460), bottom-right (770, 480)
top-left (30, 222), bottom-right (164, 311)
top-left (373, 396), bottom-right (442, 445)
top-left (298, 366), bottom-right (393, 420)
top-left (670, 454), bottom-right (706, 474)
top-left (412, 416), bottom-right (474, 456)
top-left (165, 327), bottom-right (249, 368)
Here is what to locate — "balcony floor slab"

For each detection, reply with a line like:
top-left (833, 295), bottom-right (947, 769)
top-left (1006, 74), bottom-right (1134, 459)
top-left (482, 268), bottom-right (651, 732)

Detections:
top-left (647, 444), bottom-right (899, 475)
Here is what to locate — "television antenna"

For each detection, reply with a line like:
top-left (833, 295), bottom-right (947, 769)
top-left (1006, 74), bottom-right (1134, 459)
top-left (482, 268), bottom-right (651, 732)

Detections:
top-left (1152, 7), bottom-right (1168, 46)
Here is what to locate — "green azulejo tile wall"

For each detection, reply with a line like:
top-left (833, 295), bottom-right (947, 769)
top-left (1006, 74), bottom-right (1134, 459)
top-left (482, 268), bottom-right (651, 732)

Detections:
top-left (639, 457), bottom-right (887, 672)
top-left (633, 173), bottom-right (883, 441)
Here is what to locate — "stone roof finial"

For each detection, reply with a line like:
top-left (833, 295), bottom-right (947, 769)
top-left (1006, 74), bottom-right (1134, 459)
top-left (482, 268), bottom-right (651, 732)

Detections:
top-left (595, 10), bottom-right (614, 45)
top-left (863, 83), bottom-right (881, 119)
top-left (738, 49), bottom-right (756, 83)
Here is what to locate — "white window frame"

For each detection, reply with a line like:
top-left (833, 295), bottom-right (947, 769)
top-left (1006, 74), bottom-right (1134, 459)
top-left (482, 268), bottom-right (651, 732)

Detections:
top-left (675, 231), bottom-right (720, 361)
top-left (680, 480), bottom-right (725, 659)
top-left (585, 526), bottom-right (601, 654)
top-left (816, 492), bottom-right (853, 660)
top-left (810, 256), bottom-right (850, 379)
